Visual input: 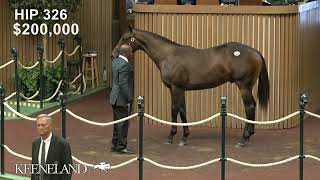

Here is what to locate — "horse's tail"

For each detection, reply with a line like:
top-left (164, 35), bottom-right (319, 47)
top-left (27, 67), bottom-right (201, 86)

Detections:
top-left (258, 53), bottom-right (270, 109)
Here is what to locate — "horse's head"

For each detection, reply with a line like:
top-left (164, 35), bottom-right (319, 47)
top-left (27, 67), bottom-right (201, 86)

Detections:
top-left (112, 26), bottom-right (140, 58)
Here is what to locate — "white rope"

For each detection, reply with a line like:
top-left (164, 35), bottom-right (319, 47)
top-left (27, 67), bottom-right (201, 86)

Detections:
top-left (72, 156), bottom-right (94, 168)
top-left (3, 145), bottom-right (32, 161)
top-left (44, 51), bottom-right (63, 64)
top-left (305, 155), bottom-right (320, 161)
top-left (109, 158), bottom-right (138, 169)
top-left (0, 60), bottom-right (14, 69)
top-left (65, 45), bottom-right (80, 56)
top-left (48, 108), bottom-right (61, 116)
top-left (66, 109), bottom-right (138, 126)
top-left (4, 102), bottom-right (37, 121)
top-left (226, 156), bottom-right (299, 167)
top-left (68, 74), bottom-right (86, 95)
top-left (305, 111), bottom-right (320, 119)
top-left (27, 80), bottom-right (63, 103)
top-left (227, 111), bottom-right (300, 125)
top-left (20, 91), bottom-right (39, 100)
top-left (144, 113), bottom-right (220, 126)
top-left (69, 73), bottom-right (82, 85)
top-left (4, 92), bottom-right (17, 101)
top-left (18, 61), bottom-right (39, 69)
top-left (144, 157), bottom-right (220, 170)
top-left (4, 102), bottom-right (60, 120)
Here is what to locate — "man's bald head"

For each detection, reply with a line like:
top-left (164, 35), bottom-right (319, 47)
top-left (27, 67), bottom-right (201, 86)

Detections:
top-left (119, 44), bottom-right (133, 60)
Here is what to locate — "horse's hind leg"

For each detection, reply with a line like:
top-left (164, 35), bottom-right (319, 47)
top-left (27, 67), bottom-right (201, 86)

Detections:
top-left (179, 91), bottom-right (189, 146)
top-left (237, 85), bottom-right (256, 147)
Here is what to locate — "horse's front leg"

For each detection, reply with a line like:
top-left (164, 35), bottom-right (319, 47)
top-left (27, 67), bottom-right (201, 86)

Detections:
top-left (166, 87), bottom-right (179, 144)
top-left (166, 104), bottom-right (179, 144)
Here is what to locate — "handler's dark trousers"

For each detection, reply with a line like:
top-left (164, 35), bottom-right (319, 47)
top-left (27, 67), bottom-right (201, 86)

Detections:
top-left (111, 105), bottom-right (129, 150)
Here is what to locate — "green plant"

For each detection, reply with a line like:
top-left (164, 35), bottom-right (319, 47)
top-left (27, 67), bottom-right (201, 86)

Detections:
top-left (18, 64), bottom-right (67, 101)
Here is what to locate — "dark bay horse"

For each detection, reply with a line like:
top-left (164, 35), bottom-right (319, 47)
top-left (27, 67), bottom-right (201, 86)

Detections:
top-left (112, 27), bottom-right (269, 147)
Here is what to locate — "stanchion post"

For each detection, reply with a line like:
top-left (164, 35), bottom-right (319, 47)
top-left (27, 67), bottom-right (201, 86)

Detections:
top-left (220, 96), bottom-right (227, 180)
top-left (0, 86), bottom-right (5, 174)
top-left (36, 45), bottom-right (44, 108)
top-left (138, 96), bottom-right (144, 180)
top-left (59, 93), bottom-right (67, 139)
top-left (299, 94), bottom-right (308, 180)
top-left (10, 48), bottom-right (20, 112)
top-left (75, 35), bottom-right (83, 94)
top-left (58, 38), bottom-right (65, 94)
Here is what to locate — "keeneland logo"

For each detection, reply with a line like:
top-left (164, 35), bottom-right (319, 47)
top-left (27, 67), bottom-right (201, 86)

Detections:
top-left (15, 163), bottom-right (110, 174)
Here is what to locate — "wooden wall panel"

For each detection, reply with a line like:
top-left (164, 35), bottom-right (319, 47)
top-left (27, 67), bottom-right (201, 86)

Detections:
top-left (133, 3), bottom-right (320, 129)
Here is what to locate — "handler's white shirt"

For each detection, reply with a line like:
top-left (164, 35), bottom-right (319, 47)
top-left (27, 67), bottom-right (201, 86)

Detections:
top-left (38, 132), bottom-right (52, 164)
top-left (119, 55), bottom-right (129, 63)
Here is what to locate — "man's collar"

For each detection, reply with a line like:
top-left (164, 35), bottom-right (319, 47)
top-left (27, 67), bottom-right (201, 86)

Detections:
top-left (118, 55), bottom-right (129, 63)
top-left (42, 132), bottom-right (52, 143)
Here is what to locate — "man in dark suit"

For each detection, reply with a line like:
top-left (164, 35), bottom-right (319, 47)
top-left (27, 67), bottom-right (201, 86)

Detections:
top-left (110, 44), bottom-right (134, 154)
top-left (31, 114), bottom-right (73, 180)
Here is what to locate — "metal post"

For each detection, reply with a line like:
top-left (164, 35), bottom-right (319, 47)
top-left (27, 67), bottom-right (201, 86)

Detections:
top-left (75, 35), bottom-right (83, 94)
top-left (58, 38), bottom-right (65, 94)
top-left (299, 94), bottom-right (308, 180)
top-left (59, 93), bottom-right (67, 139)
top-left (10, 48), bottom-right (20, 112)
top-left (138, 96), bottom-right (144, 180)
top-left (220, 96), bottom-right (227, 180)
top-left (0, 86), bottom-right (5, 174)
top-left (36, 45), bottom-right (44, 108)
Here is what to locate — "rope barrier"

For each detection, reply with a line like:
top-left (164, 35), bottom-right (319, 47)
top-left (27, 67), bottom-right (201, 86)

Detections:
top-left (305, 111), bottom-right (320, 119)
top-left (65, 45), bottom-right (80, 56)
top-left (144, 157), bottom-right (221, 170)
top-left (4, 102), bottom-right (36, 121)
top-left (66, 109), bottom-right (138, 126)
top-left (20, 91), bottom-right (39, 100)
top-left (227, 111), bottom-right (300, 125)
top-left (3, 102), bottom-right (60, 121)
top-left (44, 51), bottom-right (63, 64)
top-left (109, 158), bottom-right (138, 169)
top-left (18, 61), bottom-right (39, 70)
top-left (68, 73), bottom-right (82, 85)
top-left (4, 92), bottom-right (17, 101)
top-left (0, 60), bottom-right (14, 69)
top-left (67, 74), bottom-right (86, 95)
top-left (72, 156), bottom-right (94, 168)
top-left (3, 145), bottom-right (32, 161)
top-left (226, 156), bottom-right (299, 167)
top-left (27, 80), bottom-right (63, 103)
top-left (144, 113), bottom-right (220, 126)
top-left (305, 155), bottom-right (320, 162)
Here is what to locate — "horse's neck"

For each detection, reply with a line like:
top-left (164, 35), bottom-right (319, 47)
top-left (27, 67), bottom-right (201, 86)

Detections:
top-left (136, 31), bottom-right (174, 68)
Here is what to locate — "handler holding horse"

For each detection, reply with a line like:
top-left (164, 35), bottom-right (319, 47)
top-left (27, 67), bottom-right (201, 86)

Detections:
top-left (112, 27), bottom-right (269, 147)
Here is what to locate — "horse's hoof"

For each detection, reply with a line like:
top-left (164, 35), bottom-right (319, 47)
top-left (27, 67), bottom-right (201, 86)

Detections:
top-left (164, 139), bottom-right (173, 145)
top-left (178, 140), bottom-right (187, 146)
top-left (235, 138), bottom-right (249, 148)
top-left (235, 142), bottom-right (245, 148)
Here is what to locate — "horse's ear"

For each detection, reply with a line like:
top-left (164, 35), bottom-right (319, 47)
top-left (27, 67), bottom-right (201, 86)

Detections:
top-left (128, 24), bottom-right (133, 33)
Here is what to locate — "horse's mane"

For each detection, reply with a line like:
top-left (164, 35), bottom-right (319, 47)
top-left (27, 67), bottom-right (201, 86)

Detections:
top-left (136, 29), bottom-right (182, 46)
